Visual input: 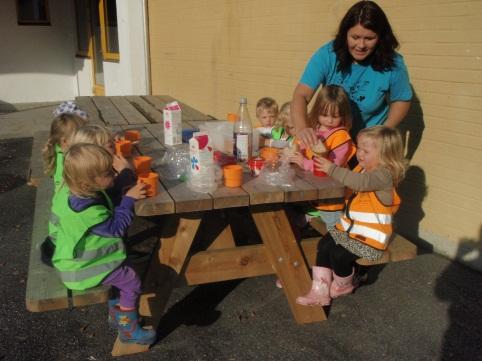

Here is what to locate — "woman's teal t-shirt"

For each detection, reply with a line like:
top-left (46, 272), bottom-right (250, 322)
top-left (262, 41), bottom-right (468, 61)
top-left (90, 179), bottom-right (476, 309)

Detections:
top-left (300, 41), bottom-right (412, 130)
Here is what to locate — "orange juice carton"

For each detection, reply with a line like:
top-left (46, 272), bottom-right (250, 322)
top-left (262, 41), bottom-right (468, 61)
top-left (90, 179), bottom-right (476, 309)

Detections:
top-left (163, 101), bottom-right (182, 146)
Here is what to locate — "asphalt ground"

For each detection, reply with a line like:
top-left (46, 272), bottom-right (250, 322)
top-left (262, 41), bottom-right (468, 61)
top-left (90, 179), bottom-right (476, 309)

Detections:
top-left (0, 136), bottom-right (481, 361)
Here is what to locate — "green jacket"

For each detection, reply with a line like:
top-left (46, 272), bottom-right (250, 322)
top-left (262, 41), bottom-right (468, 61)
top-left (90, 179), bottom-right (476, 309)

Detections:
top-left (48, 145), bottom-right (65, 243)
top-left (53, 144), bottom-right (64, 192)
top-left (271, 127), bottom-right (293, 142)
top-left (52, 191), bottom-right (126, 290)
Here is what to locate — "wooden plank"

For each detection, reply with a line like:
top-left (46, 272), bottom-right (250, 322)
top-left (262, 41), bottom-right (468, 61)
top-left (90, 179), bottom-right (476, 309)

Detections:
top-left (282, 173), bottom-right (319, 203)
top-left (251, 205), bottom-right (326, 323)
top-left (110, 96), bottom-right (150, 125)
top-left (207, 223), bottom-right (236, 250)
top-left (211, 184), bottom-right (250, 209)
top-left (125, 96), bottom-right (163, 123)
top-left (71, 286), bottom-right (110, 307)
top-left (91, 96), bottom-right (128, 125)
top-left (143, 123), bottom-right (164, 143)
top-left (184, 245), bottom-right (273, 285)
top-left (308, 218), bottom-right (328, 236)
top-left (295, 169), bottom-right (345, 200)
top-left (140, 214), bottom-right (202, 319)
top-left (154, 177), bottom-right (213, 213)
top-left (242, 174), bottom-right (285, 205)
top-left (144, 95), bottom-right (213, 122)
top-left (28, 131), bottom-right (49, 187)
top-left (124, 125), bottom-right (175, 216)
top-left (299, 234), bottom-right (418, 267)
top-left (111, 336), bottom-right (151, 357)
top-left (131, 125), bottom-right (213, 214)
top-left (241, 164), bottom-right (324, 205)
top-left (75, 96), bottom-right (103, 125)
top-left (25, 180), bottom-right (69, 312)
top-left (356, 234), bottom-right (418, 266)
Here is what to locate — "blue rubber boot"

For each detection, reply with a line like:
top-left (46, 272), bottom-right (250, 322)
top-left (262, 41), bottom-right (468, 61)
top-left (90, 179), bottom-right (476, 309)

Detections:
top-left (108, 298), bottom-right (119, 329)
top-left (115, 307), bottom-right (156, 345)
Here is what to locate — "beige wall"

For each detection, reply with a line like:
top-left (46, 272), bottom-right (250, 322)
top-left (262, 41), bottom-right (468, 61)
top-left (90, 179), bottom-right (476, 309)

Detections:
top-left (148, 0), bottom-right (482, 269)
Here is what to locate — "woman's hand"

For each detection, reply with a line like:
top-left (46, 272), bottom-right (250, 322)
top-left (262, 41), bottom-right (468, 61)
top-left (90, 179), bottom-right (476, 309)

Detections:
top-left (126, 182), bottom-right (147, 200)
top-left (297, 127), bottom-right (318, 148)
top-left (113, 154), bottom-right (132, 173)
top-left (313, 156), bottom-right (333, 173)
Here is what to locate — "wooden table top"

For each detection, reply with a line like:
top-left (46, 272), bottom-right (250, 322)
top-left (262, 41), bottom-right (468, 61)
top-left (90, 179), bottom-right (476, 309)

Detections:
top-left (78, 95), bottom-right (345, 216)
top-left (131, 123), bottom-right (345, 216)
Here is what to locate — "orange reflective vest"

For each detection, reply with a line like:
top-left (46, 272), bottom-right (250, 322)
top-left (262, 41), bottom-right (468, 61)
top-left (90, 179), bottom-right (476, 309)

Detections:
top-left (335, 167), bottom-right (400, 250)
top-left (314, 128), bottom-right (356, 212)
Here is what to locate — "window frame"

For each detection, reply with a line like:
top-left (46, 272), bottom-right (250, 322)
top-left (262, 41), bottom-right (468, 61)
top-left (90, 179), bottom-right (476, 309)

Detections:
top-left (74, 0), bottom-right (93, 58)
top-left (16, 0), bottom-right (51, 26)
top-left (98, 0), bottom-right (120, 61)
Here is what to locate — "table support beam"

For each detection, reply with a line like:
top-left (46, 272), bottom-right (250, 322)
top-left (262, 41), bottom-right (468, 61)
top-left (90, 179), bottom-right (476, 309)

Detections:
top-left (112, 213), bottom-right (202, 356)
top-left (251, 204), bottom-right (327, 324)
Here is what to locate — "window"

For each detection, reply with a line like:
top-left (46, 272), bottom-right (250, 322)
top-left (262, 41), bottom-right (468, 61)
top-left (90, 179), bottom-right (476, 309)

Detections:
top-left (16, 0), bottom-right (50, 25)
top-left (99, 0), bottom-right (119, 61)
top-left (74, 0), bottom-right (92, 57)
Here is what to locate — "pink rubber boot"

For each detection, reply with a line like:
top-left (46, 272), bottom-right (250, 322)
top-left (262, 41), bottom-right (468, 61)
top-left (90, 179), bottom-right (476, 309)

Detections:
top-left (330, 268), bottom-right (357, 298)
top-left (296, 266), bottom-right (332, 306)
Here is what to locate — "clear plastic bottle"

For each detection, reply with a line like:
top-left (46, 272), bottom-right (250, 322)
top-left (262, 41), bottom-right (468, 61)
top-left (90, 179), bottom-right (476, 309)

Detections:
top-left (233, 97), bottom-right (253, 162)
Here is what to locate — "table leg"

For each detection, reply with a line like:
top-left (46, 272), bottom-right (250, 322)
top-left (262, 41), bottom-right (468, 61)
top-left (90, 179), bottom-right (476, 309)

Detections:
top-left (111, 213), bottom-right (202, 356)
top-left (251, 204), bottom-right (327, 324)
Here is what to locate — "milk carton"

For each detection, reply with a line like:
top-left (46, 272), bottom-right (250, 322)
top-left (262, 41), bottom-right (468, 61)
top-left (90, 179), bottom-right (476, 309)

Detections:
top-left (189, 132), bottom-right (213, 174)
top-left (188, 132), bottom-right (218, 193)
top-left (163, 101), bottom-right (182, 145)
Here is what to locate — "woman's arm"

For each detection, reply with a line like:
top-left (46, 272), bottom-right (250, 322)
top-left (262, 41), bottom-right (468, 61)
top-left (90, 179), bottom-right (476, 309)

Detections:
top-left (291, 83), bottom-right (318, 147)
top-left (384, 101), bottom-right (411, 128)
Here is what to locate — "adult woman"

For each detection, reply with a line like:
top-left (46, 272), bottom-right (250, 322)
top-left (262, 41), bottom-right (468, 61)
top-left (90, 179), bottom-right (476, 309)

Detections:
top-left (292, 1), bottom-right (412, 146)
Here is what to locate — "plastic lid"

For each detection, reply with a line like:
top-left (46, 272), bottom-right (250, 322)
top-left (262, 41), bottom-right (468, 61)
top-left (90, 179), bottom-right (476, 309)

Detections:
top-left (239, 96), bottom-right (247, 104)
top-left (227, 113), bottom-right (238, 122)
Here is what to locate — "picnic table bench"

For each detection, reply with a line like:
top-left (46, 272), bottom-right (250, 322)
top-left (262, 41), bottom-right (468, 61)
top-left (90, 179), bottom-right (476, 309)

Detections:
top-left (25, 95), bottom-right (417, 357)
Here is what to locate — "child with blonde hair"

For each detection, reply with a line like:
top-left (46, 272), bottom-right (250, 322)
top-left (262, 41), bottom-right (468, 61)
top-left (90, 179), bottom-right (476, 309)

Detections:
top-left (53, 143), bottom-right (155, 345)
top-left (296, 126), bottom-right (406, 306)
top-left (40, 110), bottom-right (88, 265)
top-left (68, 124), bottom-right (137, 206)
top-left (255, 97), bottom-right (279, 127)
top-left (42, 113), bottom-right (88, 190)
top-left (45, 125), bottom-right (137, 265)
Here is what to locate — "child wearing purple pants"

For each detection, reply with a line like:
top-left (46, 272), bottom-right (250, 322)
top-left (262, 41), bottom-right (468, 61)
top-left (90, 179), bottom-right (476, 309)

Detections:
top-left (52, 143), bottom-right (155, 345)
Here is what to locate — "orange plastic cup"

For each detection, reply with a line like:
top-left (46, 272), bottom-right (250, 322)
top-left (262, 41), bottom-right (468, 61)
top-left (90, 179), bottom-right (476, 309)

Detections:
top-left (223, 164), bottom-right (243, 188)
top-left (124, 130), bottom-right (141, 142)
top-left (138, 172), bottom-right (159, 197)
top-left (115, 140), bottom-right (132, 157)
top-left (133, 156), bottom-right (152, 175)
top-left (260, 147), bottom-right (279, 162)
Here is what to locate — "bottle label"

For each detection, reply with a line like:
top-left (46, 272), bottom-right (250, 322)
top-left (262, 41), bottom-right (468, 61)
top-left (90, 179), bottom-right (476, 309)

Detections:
top-left (235, 133), bottom-right (249, 161)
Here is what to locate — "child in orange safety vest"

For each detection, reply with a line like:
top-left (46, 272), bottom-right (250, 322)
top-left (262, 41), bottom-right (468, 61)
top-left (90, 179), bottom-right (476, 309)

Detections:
top-left (296, 126), bottom-right (407, 307)
top-left (286, 85), bottom-right (356, 231)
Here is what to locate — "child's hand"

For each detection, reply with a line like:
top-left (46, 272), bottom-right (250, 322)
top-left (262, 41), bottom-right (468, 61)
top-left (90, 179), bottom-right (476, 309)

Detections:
top-left (313, 156), bottom-right (332, 173)
top-left (126, 182), bottom-right (147, 200)
top-left (289, 152), bottom-right (304, 168)
top-left (113, 154), bottom-right (132, 173)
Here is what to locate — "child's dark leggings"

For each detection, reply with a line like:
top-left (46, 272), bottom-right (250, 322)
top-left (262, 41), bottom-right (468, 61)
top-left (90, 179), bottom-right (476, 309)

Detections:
top-left (316, 232), bottom-right (359, 277)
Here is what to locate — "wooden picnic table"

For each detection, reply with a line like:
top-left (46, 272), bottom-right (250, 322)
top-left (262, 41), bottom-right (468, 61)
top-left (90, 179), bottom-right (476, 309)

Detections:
top-left (73, 95), bottom-right (345, 355)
